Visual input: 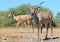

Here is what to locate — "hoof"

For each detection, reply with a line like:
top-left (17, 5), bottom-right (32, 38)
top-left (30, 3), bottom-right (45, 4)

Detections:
top-left (2, 37), bottom-right (6, 40)
top-left (44, 37), bottom-right (48, 40)
top-left (2, 35), bottom-right (6, 40)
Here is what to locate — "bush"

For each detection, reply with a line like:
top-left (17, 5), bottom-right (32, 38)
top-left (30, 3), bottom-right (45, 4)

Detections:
top-left (0, 4), bottom-right (52, 27)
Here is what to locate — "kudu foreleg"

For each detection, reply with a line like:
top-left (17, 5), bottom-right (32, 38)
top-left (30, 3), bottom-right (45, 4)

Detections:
top-left (37, 24), bottom-right (40, 41)
top-left (30, 20), bottom-right (34, 32)
top-left (41, 25), bottom-right (43, 34)
top-left (37, 23), bottom-right (42, 41)
top-left (50, 23), bottom-right (53, 39)
top-left (16, 22), bottom-right (20, 27)
top-left (45, 24), bottom-right (48, 40)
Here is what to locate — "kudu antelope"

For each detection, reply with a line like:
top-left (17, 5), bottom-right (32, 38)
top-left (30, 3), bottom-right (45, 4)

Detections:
top-left (8, 12), bottom-right (34, 30)
top-left (29, 6), bottom-right (53, 40)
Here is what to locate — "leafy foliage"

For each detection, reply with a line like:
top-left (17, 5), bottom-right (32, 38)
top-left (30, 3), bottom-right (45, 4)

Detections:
top-left (0, 4), bottom-right (53, 27)
top-left (55, 12), bottom-right (60, 22)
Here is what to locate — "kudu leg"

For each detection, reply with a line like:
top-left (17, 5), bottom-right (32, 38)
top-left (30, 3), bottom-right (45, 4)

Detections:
top-left (50, 23), bottom-right (53, 39)
top-left (40, 24), bottom-right (43, 41)
top-left (24, 22), bottom-right (27, 28)
top-left (38, 25), bottom-right (40, 41)
top-left (27, 21), bottom-right (30, 31)
top-left (45, 24), bottom-right (48, 40)
top-left (49, 20), bottom-right (53, 39)
top-left (41, 25), bottom-right (43, 34)
top-left (31, 20), bottom-right (34, 32)
top-left (37, 23), bottom-right (42, 41)
top-left (16, 22), bottom-right (20, 27)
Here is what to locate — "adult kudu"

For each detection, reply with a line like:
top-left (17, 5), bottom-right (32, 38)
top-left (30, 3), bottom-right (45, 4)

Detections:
top-left (8, 12), bottom-right (34, 32)
top-left (29, 4), bottom-right (53, 40)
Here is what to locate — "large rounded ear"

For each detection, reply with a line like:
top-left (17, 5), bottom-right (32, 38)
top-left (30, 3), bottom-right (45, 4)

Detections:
top-left (9, 12), bottom-right (13, 16)
top-left (37, 7), bottom-right (40, 12)
top-left (34, 7), bottom-right (40, 13)
top-left (8, 12), bottom-right (12, 17)
top-left (29, 4), bottom-right (33, 10)
top-left (29, 6), bottom-right (32, 10)
top-left (9, 12), bottom-right (12, 14)
top-left (29, 4), bottom-right (35, 14)
top-left (9, 12), bottom-right (12, 15)
top-left (11, 12), bottom-right (13, 14)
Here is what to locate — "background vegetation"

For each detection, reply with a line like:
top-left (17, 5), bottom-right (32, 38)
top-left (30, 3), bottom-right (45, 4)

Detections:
top-left (0, 4), bottom-right (59, 27)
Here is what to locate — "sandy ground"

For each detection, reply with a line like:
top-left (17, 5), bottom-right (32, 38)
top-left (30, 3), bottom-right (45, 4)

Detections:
top-left (0, 27), bottom-right (60, 42)
top-left (0, 27), bottom-right (60, 39)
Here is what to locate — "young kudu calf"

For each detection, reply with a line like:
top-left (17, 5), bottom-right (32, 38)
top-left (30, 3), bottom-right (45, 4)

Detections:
top-left (8, 12), bottom-right (34, 30)
top-left (30, 6), bottom-right (53, 40)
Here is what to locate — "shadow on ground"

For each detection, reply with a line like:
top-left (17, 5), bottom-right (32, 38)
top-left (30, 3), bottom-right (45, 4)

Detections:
top-left (43, 36), bottom-right (60, 41)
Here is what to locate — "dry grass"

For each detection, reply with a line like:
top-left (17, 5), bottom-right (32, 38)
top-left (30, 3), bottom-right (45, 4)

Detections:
top-left (0, 27), bottom-right (60, 39)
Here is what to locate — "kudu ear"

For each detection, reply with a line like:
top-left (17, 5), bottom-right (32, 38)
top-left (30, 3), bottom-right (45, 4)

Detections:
top-left (29, 6), bottom-right (32, 10)
top-left (11, 12), bottom-right (13, 14)
top-left (34, 6), bottom-right (40, 13)
top-left (10, 12), bottom-right (13, 15)
top-left (29, 4), bottom-right (34, 10)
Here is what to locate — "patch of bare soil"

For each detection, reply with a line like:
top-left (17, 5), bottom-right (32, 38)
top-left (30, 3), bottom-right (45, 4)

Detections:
top-left (0, 27), bottom-right (60, 40)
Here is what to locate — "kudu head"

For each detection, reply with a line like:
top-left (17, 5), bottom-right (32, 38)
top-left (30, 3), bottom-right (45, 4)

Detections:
top-left (29, 5), bottom-right (35, 16)
top-left (29, 7), bottom-right (40, 18)
top-left (8, 12), bottom-right (13, 18)
top-left (29, 5), bottom-right (38, 17)
top-left (29, 1), bottom-right (45, 15)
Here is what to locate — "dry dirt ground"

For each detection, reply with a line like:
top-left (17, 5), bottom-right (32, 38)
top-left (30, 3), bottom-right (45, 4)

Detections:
top-left (0, 27), bottom-right (60, 42)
